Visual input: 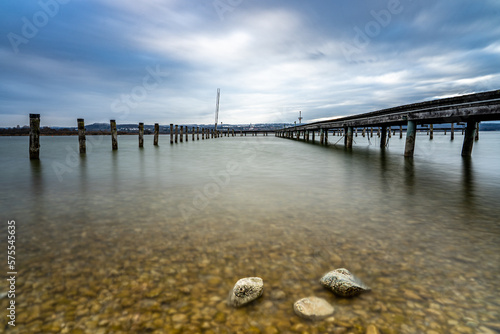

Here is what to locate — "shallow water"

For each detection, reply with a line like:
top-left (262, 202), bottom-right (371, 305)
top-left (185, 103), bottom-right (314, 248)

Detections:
top-left (1, 132), bottom-right (500, 333)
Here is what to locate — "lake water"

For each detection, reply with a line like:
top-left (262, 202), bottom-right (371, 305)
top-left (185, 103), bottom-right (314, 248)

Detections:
top-left (1, 132), bottom-right (500, 334)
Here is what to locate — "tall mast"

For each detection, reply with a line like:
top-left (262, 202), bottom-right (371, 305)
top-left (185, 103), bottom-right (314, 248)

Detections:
top-left (215, 88), bottom-right (220, 131)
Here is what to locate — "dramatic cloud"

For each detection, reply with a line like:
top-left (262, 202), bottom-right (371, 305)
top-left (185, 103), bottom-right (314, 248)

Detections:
top-left (1, 0), bottom-right (499, 127)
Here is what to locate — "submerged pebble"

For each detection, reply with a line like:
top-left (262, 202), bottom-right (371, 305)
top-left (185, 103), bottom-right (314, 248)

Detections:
top-left (320, 268), bottom-right (370, 297)
top-left (293, 296), bottom-right (335, 321)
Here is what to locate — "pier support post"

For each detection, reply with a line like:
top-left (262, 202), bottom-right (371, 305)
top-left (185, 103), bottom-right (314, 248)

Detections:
top-left (362, 128), bottom-right (366, 137)
top-left (320, 129), bottom-right (324, 145)
top-left (110, 119), bottom-right (118, 150)
top-left (388, 126), bottom-right (392, 138)
top-left (461, 120), bottom-right (476, 157)
top-left (400, 125), bottom-right (403, 139)
top-left (29, 114), bottom-right (40, 159)
top-left (312, 130), bottom-right (315, 143)
top-left (77, 118), bottom-right (86, 154)
top-left (345, 126), bottom-right (353, 148)
top-left (475, 122), bottom-right (479, 141)
top-left (197, 127), bottom-right (200, 140)
top-left (202, 128), bottom-right (205, 140)
top-left (139, 122), bottom-right (144, 147)
top-left (451, 123), bottom-right (454, 141)
top-left (380, 126), bottom-right (387, 148)
top-left (154, 123), bottom-right (159, 146)
top-left (370, 127), bottom-right (373, 137)
top-left (430, 124), bottom-right (434, 140)
top-left (180, 126), bottom-right (183, 143)
top-left (170, 124), bottom-right (174, 144)
top-left (404, 120), bottom-right (416, 157)
top-left (324, 129), bottom-right (328, 145)
top-left (175, 125), bottom-right (178, 143)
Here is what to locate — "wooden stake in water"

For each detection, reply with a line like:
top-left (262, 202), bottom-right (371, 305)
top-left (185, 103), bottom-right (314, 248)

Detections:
top-left (186, 126), bottom-right (189, 142)
top-left (29, 114), bottom-right (40, 159)
top-left (175, 125), bottom-right (178, 143)
top-left (404, 120), bottom-right (416, 157)
top-left (110, 119), bottom-right (118, 150)
top-left (170, 124), bottom-right (174, 144)
top-left (430, 124), bottom-right (434, 140)
top-left (139, 122), bottom-right (144, 147)
top-left (462, 120), bottom-right (476, 157)
top-left (77, 118), bottom-right (86, 154)
top-left (154, 123), bottom-right (159, 146)
top-left (380, 125), bottom-right (387, 148)
top-left (180, 126), bottom-right (183, 143)
top-left (197, 127), bottom-right (200, 140)
top-left (192, 127), bottom-right (195, 141)
top-left (450, 123), bottom-right (455, 141)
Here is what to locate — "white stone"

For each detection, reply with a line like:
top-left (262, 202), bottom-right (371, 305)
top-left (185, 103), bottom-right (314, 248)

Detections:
top-left (293, 296), bottom-right (334, 321)
top-left (227, 277), bottom-right (264, 307)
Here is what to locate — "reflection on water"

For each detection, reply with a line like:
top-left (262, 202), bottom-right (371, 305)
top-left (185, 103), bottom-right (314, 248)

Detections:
top-left (1, 134), bottom-right (500, 333)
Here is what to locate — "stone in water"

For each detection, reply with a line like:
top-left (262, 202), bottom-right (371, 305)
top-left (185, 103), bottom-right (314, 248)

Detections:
top-left (293, 296), bottom-right (334, 321)
top-left (320, 268), bottom-right (370, 297)
top-left (228, 277), bottom-right (264, 307)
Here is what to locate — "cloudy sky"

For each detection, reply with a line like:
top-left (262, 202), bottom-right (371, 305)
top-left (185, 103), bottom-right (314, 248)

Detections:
top-left (1, 0), bottom-right (499, 127)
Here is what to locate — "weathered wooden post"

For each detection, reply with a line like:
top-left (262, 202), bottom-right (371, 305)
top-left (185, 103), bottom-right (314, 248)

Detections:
top-left (197, 127), bottom-right (200, 140)
top-left (186, 126), bottom-right (189, 142)
top-left (180, 126), bottom-right (183, 143)
top-left (430, 124), bottom-right (434, 140)
top-left (110, 119), bottom-right (118, 150)
top-left (154, 123), bottom-right (159, 146)
top-left (388, 126), bottom-right (392, 138)
top-left (355, 128), bottom-right (358, 137)
top-left (450, 123), bottom-right (455, 141)
top-left (370, 127), bottom-right (373, 137)
top-left (202, 128), bottom-right (205, 140)
top-left (170, 124), bottom-right (174, 144)
top-left (380, 125), bottom-right (387, 148)
top-left (192, 127), bottom-right (195, 141)
top-left (399, 125), bottom-right (403, 139)
top-left (138, 122), bottom-right (144, 147)
top-left (345, 126), bottom-right (353, 148)
top-left (175, 125), bottom-right (178, 143)
top-left (320, 129), bottom-right (324, 145)
top-left (362, 128), bottom-right (366, 137)
top-left (29, 114), bottom-right (40, 159)
top-left (475, 122), bottom-right (479, 141)
top-left (312, 130), bottom-right (315, 143)
top-left (404, 120), bottom-right (416, 157)
top-left (77, 118), bottom-right (86, 154)
top-left (377, 127), bottom-right (381, 137)
top-left (461, 120), bottom-right (476, 157)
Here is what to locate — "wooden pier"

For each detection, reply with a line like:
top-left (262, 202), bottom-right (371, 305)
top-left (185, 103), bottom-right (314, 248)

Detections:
top-left (277, 90), bottom-right (500, 157)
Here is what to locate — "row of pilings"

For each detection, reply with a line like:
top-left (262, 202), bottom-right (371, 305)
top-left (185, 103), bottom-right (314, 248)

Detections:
top-left (276, 122), bottom-right (480, 157)
top-left (27, 114), bottom-right (264, 159)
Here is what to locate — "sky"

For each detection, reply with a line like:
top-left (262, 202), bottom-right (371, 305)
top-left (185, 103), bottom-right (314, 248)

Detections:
top-left (1, 0), bottom-right (499, 127)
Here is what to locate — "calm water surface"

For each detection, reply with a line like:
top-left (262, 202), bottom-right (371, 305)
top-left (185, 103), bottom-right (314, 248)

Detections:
top-left (1, 132), bottom-right (499, 333)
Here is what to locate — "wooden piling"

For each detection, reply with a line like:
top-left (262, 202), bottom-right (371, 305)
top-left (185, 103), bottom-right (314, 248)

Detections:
top-left (399, 125), bottom-right (403, 139)
top-left (380, 125), bottom-right (387, 148)
top-left (170, 124), bottom-right (174, 144)
top-left (139, 122), bottom-right (144, 147)
top-left (110, 119), bottom-right (118, 150)
top-left (475, 122), bottom-right (479, 141)
top-left (345, 127), bottom-right (353, 148)
top-left (77, 118), bottom-right (86, 154)
top-left (388, 126), bottom-right (392, 138)
top-left (461, 120), bottom-right (476, 156)
top-left (404, 120), bottom-right (416, 157)
top-left (192, 127), bottom-right (195, 141)
top-left (154, 123), bottom-right (159, 146)
top-left (370, 127), bottom-right (373, 137)
top-left (320, 129), bottom-right (324, 145)
top-left (451, 123), bottom-right (455, 141)
top-left (180, 126), bottom-right (183, 143)
top-left (312, 130), bottom-right (315, 143)
top-left (175, 125), bottom-right (178, 143)
top-left (430, 124), bottom-right (434, 140)
top-left (362, 128), bottom-right (366, 137)
top-left (29, 114), bottom-right (40, 159)
top-left (197, 127), bottom-right (200, 140)
top-left (324, 129), bottom-right (328, 145)
top-left (186, 126), bottom-right (189, 142)
top-left (202, 128), bottom-right (205, 140)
